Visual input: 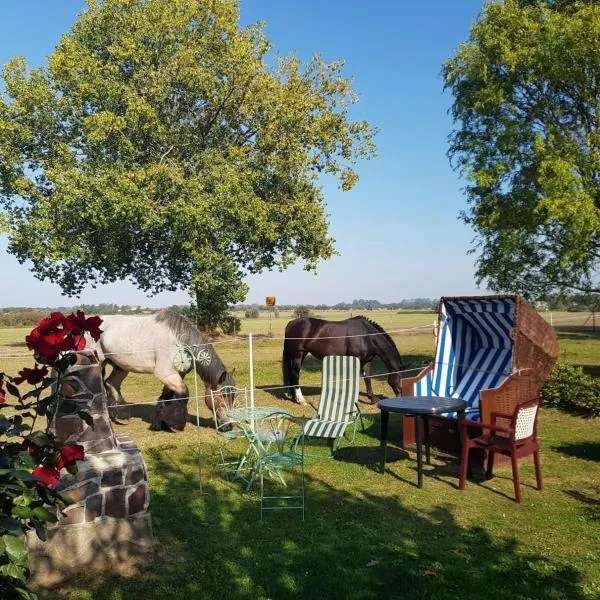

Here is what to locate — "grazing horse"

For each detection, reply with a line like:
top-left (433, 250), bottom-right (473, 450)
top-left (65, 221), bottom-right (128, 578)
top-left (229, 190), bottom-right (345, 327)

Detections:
top-left (282, 316), bottom-right (404, 404)
top-left (87, 310), bottom-right (236, 431)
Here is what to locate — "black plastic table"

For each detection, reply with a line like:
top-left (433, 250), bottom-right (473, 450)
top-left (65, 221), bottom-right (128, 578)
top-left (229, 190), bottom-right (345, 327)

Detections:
top-left (378, 396), bottom-right (467, 488)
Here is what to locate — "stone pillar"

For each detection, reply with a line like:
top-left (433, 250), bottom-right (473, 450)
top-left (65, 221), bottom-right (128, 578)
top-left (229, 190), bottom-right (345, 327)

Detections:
top-left (27, 351), bottom-right (153, 589)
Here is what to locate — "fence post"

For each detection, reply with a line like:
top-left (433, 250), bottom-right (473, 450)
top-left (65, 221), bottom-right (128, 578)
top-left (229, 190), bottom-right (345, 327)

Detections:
top-left (249, 333), bottom-right (255, 432)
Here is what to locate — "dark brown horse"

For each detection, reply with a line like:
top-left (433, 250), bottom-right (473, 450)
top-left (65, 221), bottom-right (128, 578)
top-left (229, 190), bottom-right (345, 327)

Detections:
top-left (282, 316), bottom-right (404, 404)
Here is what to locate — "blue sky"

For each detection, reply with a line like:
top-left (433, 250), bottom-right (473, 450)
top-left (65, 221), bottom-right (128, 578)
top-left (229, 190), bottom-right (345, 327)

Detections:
top-left (0, 0), bottom-right (486, 308)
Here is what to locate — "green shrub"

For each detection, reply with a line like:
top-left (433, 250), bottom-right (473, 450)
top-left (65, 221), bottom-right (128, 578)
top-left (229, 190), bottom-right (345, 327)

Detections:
top-left (294, 305), bottom-right (312, 319)
top-left (541, 363), bottom-right (600, 417)
top-left (245, 308), bottom-right (260, 319)
top-left (219, 313), bottom-right (241, 336)
top-left (0, 311), bottom-right (47, 327)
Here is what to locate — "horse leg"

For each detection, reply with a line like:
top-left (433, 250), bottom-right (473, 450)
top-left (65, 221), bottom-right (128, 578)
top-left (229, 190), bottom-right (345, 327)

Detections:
top-left (150, 373), bottom-right (189, 432)
top-left (104, 365), bottom-right (131, 423)
top-left (292, 353), bottom-right (307, 405)
top-left (362, 361), bottom-right (375, 403)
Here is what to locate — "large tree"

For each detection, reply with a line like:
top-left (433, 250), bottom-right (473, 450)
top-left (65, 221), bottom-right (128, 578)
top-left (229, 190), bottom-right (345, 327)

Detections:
top-left (444, 0), bottom-right (600, 298)
top-left (0, 0), bottom-right (375, 320)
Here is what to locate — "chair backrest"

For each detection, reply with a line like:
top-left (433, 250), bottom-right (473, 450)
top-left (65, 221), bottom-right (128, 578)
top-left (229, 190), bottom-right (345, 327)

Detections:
top-left (251, 413), bottom-right (303, 458)
top-left (512, 397), bottom-right (540, 441)
top-left (210, 386), bottom-right (248, 432)
top-left (318, 356), bottom-right (360, 422)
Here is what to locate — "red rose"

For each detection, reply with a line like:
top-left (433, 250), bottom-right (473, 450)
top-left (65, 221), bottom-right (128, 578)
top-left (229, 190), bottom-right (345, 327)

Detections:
top-left (32, 465), bottom-right (61, 488)
top-left (14, 364), bottom-right (49, 386)
top-left (57, 443), bottom-right (85, 470)
top-left (31, 312), bottom-right (67, 338)
top-left (66, 311), bottom-right (103, 342)
top-left (25, 311), bottom-right (102, 364)
top-left (0, 386), bottom-right (5, 404)
top-left (26, 312), bottom-right (71, 364)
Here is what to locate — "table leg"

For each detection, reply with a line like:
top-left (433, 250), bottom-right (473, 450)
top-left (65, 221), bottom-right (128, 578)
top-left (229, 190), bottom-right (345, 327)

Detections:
top-left (416, 415), bottom-right (423, 488)
top-left (380, 409), bottom-right (389, 474)
top-left (456, 409), bottom-right (471, 477)
top-left (424, 414), bottom-right (431, 465)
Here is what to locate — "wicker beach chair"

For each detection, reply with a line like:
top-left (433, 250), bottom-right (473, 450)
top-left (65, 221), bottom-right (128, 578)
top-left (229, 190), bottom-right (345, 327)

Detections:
top-left (401, 295), bottom-right (558, 456)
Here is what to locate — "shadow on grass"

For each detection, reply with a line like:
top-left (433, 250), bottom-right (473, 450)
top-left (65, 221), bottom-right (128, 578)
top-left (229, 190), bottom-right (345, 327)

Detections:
top-left (59, 445), bottom-right (585, 600)
top-left (552, 441), bottom-right (600, 462)
top-left (565, 488), bottom-right (600, 522)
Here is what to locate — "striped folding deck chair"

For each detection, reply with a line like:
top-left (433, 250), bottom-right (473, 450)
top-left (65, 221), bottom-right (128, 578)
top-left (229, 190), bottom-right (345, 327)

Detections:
top-left (301, 355), bottom-right (364, 451)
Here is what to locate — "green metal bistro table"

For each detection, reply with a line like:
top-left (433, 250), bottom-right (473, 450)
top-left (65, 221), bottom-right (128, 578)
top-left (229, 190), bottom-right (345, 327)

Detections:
top-left (378, 396), bottom-right (467, 488)
top-left (226, 406), bottom-right (290, 488)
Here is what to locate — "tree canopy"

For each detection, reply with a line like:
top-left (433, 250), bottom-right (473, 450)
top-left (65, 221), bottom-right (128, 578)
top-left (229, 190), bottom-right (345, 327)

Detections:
top-left (444, 0), bottom-right (600, 298)
top-left (0, 0), bottom-right (375, 320)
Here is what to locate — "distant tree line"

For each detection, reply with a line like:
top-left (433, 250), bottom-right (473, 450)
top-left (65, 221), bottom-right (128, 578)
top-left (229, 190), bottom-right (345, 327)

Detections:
top-left (232, 298), bottom-right (438, 312)
top-left (0, 304), bottom-right (150, 328)
top-left (539, 293), bottom-right (600, 312)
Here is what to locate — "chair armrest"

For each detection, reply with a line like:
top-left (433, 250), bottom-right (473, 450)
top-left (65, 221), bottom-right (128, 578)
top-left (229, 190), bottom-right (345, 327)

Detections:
top-left (461, 419), bottom-right (513, 435)
top-left (491, 411), bottom-right (513, 423)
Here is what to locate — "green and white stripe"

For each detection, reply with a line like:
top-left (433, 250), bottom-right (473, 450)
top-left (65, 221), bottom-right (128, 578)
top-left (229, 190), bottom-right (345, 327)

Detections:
top-left (303, 355), bottom-right (360, 440)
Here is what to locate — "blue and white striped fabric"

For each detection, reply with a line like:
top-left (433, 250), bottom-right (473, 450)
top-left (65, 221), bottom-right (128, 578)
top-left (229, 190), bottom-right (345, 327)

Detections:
top-left (303, 356), bottom-right (361, 439)
top-left (414, 298), bottom-right (515, 420)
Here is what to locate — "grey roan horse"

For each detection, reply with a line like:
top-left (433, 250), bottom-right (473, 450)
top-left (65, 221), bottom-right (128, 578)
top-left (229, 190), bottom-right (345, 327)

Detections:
top-left (282, 316), bottom-right (404, 404)
top-left (88, 310), bottom-right (236, 431)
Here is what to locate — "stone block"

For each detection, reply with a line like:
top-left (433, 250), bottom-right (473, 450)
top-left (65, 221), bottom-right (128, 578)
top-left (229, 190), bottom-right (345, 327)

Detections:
top-left (85, 492), bottom-right (104, 522)
top-left (125, 466), bottom-right (144, 485)
top-left (54, 416), bottom-right (85, 442)
top-left (56, 463), bottom-right (102, 489)
top-left (105, 488), bottom-right (127, 519)
top-left (101, 468), bottom-right (124, 488)
top-left (127, 483), bottom-right (148, 515)
top-left (80, 416), bottom-right (113, 443)
top-left (60, 480), bottom-right (100, 504)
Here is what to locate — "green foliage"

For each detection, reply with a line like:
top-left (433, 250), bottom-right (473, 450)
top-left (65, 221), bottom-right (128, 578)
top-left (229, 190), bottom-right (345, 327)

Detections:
top-left (294, 305), bottom-right (312, 319)
top-left (244, 308), bottom-right (260, 319)
top-left (541, 363), bottom-right (600, 417)
top-left (218, 313), bottom-right (241, 336)
top-left (172, 303), bottom-right (240, 336)
top-left (444, 0), bottom-right (600, 298)
top-left (0, 0), bottom-right (376, 319)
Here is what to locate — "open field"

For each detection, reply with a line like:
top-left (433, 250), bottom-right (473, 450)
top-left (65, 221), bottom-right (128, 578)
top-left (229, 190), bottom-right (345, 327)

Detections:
top-left (1, 310), bottom-right (599, 599)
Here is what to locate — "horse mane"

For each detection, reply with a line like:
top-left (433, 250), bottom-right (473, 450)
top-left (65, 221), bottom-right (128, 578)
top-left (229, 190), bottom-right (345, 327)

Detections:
top-left (154, 309), bottom-right (227, 384)
top-left (355, 315), bottom-right (403, 368)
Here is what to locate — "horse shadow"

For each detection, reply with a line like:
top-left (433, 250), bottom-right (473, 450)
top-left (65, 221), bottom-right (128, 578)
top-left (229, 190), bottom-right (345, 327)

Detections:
top-left (255, 384), bottom-right (321, 402)
top-left (110, 401), bottom-right (214, 431)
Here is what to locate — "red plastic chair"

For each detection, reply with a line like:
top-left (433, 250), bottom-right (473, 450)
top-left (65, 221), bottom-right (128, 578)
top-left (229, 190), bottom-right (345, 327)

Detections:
top-left (458, 397), bottom-right (543, 503)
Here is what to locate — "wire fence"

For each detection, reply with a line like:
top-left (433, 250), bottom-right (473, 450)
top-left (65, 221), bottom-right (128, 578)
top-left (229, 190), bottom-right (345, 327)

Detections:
top-left (0, 310), bottom-right (595, 411)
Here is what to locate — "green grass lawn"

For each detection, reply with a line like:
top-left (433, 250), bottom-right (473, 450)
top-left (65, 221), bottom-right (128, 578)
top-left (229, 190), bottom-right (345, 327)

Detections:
top-left (1, 311), bottom-right (599, 599)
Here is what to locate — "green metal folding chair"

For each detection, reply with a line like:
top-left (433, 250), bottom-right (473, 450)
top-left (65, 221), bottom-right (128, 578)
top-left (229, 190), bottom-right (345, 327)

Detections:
top-left (300, 355), bottom-right (365, 453)
top-left (245, 413), bottom-right (306, 520)
top-left (210, 386), bottom-right (251, 481)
